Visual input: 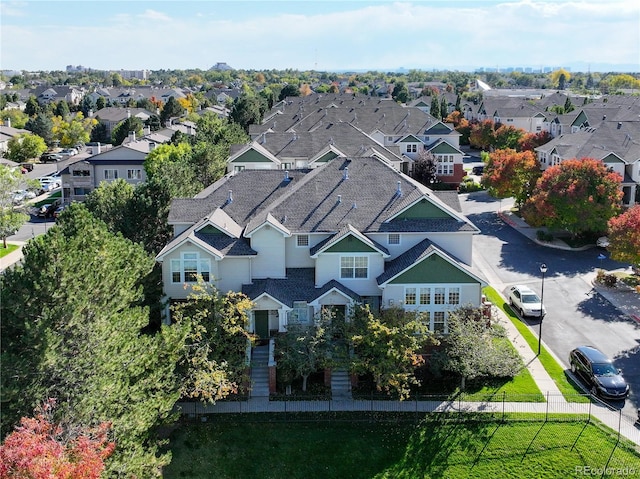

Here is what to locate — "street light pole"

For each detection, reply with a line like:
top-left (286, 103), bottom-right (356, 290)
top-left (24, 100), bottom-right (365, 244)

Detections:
top-left (538, 263), bottom-right (547, 356)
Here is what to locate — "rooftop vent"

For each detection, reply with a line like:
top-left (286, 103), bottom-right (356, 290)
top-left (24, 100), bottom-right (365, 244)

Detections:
top-left (226, 190), bottom-right (233, 204)
top-left (617, 122), bottom-right (622, 129)
top-left (396, 181), bottom-right (402, 197)
top-left (284, 170), bottom-right (291, 182)
top-left (337, 195), bottom-right (342, 203)
top-left (343, 167), bottom-right (349, 180)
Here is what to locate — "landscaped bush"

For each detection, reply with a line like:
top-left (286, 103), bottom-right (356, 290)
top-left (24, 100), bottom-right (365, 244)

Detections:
top-left (458, 177), bottom-right (484, 193)
top-left (536, 230), bottom-right (554, 242)
top-left (595, 269), bottom-right (617, 287)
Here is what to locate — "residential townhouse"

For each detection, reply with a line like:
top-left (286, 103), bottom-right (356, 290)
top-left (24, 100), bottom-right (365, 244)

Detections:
top-left (250, 94), bottom-right (465, 185)
top-left (157, 156), bottom-right (485, 343)
top-left (92, 107), bottom-right (155, 139)
top-left (535, 118), bottom-right (640, 206)
top-left (60, 140), bottom-right (152, 204)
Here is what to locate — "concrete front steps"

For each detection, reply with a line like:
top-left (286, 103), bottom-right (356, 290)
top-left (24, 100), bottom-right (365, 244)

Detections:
top-left (250, 346), bottom-right (270, 397)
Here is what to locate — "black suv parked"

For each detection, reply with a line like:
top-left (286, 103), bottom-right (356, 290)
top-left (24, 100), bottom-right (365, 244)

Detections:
top-left (569, 346), bottom-right (629, 399)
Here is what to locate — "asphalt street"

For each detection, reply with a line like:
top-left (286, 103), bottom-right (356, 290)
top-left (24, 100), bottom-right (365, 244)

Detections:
top-left (461, 190), bottom-right (640, 420)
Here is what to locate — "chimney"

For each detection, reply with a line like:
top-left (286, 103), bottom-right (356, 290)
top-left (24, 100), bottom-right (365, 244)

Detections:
top-left (144, 126), bottom-right (151, 135)
top-left (6, 118), bottom-right (10, 128)
top-left (343, 167), bottom-right (349, 180)
top-left (127, 109), bottom-right (131, 118)
top-left (96, 142), bottom-right (101, 154)
top-left (128, 131), bottom-right (136, 142)
top-left (149, 142), bottom-right (156, 151)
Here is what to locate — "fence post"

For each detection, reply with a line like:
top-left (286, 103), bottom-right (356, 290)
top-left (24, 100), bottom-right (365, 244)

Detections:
top-left (502, 391), bottom-right (506, 422)
top-left (545, 391), bottom-right (549, 422)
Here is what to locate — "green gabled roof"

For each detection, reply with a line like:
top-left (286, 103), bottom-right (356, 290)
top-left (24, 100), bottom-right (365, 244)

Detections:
top-left (571, 111), bottom-right (589, 128)
top-left (602, 153), bottom-right (624, 164)
top-left (388, 254), bottom-right (480, 284)
top-left (429, 141), bottom-right (460, 155)
top-left (398, 134), bottom-right (422, 143)
top-left (414, 101), bottom-right (429, 107)
top-left (424, 122), bottom-right (452, 134)
top-left (325, 235), bottom-right (378, 253)
top-left (315, 150), bottom-right (339, 163)
top-left (395, 198), bottom-right (455, 220)
top-left (230, 147), bottom-right (275, 163)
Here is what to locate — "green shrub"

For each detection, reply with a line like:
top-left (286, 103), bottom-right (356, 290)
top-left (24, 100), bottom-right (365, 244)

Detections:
top-left (536, 230), bottom-right (554, 242)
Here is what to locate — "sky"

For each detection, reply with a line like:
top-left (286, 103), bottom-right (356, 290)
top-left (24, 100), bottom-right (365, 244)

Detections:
top-left (1, 0), bottom-right (639, 73)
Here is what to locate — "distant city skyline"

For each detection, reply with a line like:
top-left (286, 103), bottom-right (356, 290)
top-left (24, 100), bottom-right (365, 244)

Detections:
top-left (1, 1), bottom-right (639, 73)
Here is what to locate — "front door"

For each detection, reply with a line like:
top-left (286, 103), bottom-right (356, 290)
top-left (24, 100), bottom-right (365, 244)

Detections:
top-left (254, 310), bottom-right (269, 342)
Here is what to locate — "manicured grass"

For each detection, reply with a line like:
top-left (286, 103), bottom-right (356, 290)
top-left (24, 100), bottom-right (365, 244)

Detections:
top-left (0, 243), bottom-right (19, 258)
top-left (164, 415), bottom-right (640, 479)
top-left (483, 287), bottom-right (590, 402)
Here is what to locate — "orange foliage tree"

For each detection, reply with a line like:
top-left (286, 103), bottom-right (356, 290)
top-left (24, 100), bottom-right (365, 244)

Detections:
top-left (483, 149), bottom-right (541, 207)
top-left (469, 119), bottom-right (495, 150)
top-left (518, 130), bottom-right (552, 151)
top-left (0, 399), bottom-right (115, 479)
top-left (607, 205), bottom-right (640, 267)
top-left (522, 158), bottom-right (623, 236)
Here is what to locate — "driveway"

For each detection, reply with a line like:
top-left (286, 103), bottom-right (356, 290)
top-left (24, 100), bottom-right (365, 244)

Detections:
top-left (461, 191), bottom-right (640, 420)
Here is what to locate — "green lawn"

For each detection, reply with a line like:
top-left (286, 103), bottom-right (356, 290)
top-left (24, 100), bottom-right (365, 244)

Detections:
top-left (164, 415), bottom-right (640, 479)
top-left (483, 287), bottom-right (590, 402)
top-left (0, 243), bottom-right (19, 258)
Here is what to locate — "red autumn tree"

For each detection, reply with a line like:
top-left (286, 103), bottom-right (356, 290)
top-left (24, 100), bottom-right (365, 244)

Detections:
top-left (493, 124), bottom-right (525, 150)
top-left (522, 158), bottom-right (623, 236)
top-left (0, 399), bottom-right (115, 479)
top-left (444, 110), bottom-right (468, 129)
top-left (518, 130), bottom-right (552, 152)
top-left (469, 119), bottom-right (495, 150)
top-left (483, 149), bottom-right (541, 207)
top-left (607, 205), bottom-right (640, 267)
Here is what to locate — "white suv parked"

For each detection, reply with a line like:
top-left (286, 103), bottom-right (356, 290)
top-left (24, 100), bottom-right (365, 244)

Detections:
top-left (507, 285), bottom-right (546, 318)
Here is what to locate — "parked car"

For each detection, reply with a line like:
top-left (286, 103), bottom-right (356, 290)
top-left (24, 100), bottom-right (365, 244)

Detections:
top-left (38, 176), bottom-right (61, 194)
top-left (569, 346), bottom-right (629, 399)
top-left (40, 153), bottom-right (63, 163)
top-left (472, 165), bottom-right (484, 175)
top-left (36, 202), bottom-right (59, 218)
top-left (507, 285), bottom-right (546, 318)
top-left (53, 204), bottom-right (66, 219)
top-left (11, 189), bottom-right (36, 204)
top-left (59, 148), bottom-right (78, 158)
top-left (20, 162), bottom-right (34, 172)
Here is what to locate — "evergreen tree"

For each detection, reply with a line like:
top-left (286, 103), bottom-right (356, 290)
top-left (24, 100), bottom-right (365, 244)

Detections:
top-left (0, 204), bottom-right (187, 477)
top-left (430, 96), bottom-right (440, 120)
top-left (440, 95), bottom-right (448, 120)
top-left (24, 113), bottom-right (55, 146)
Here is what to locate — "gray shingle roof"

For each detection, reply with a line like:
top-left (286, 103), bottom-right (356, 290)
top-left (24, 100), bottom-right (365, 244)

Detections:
top-left (242, 268), bottom-right (361, 307)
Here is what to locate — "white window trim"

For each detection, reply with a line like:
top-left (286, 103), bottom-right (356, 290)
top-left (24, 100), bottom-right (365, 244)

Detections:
top-left (340, 255), bottom-right (369, 280)
top-left (104, 169), bottom-right (118, 180)
top-left (170, 252), bottom-right (211, 284)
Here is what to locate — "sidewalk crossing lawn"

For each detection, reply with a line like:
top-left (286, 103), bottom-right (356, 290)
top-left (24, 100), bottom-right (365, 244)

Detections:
top-left (163, 415), bottom-right (640, 479)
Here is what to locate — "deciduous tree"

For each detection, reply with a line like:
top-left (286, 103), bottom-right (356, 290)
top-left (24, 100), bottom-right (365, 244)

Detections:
top-left (469, 119), bottom-right (495, 150)
top-left (431, 306), bottom-right (522, 390)
top-left (493, 124), bottom-right (524, 150)
top-left (51, 112), bottom-right (96, 147)
top-left (6, 133), bottom-right (47, 163)
top-left (348, 306), bottom-right (434, 399)
top-left (0, 399), bottom-right (115, 479)
top-left (411, 149), bottom-right (439, 187)
top-left (170, 283), bottom-right (254, 402)
top-left (0, 165), bottom-right (30, 248)
top-left (483, 149), bottom-right (540, 207)
top-left (607, 205), bottom-right (640, 267)
top-left (523, 158), bottom-right (623, 236)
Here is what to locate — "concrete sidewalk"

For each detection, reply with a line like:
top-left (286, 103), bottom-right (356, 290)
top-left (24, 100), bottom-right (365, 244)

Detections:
top-left (0, 241), bottom-right (25, 271)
